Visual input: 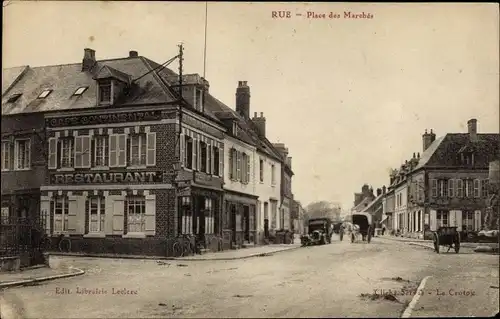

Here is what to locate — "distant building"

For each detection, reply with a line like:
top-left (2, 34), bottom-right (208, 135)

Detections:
top-left (352, 184), bottom-right (375, 212)
top-left (485, 160), bottom-right (499, 230)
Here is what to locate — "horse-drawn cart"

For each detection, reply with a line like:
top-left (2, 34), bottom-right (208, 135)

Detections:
top-left (433, 226), bottom-right (460, 254)
top-left (350, 212), bottom-right (373, 243)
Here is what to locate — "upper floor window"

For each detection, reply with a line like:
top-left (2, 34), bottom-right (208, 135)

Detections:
top-left (184, 136), bottom-right (193, 170)
top-left (60, 137), bottom-right (74, 168)
top-left (73, 87), bottom-right (88, 96)
top-left (229, 148), bottom-right (238, 180)
top-left (200, 141), bottom-right (208, 173)
top-left (74, 136), bottom-right (91, 168)
top-left (1, 141), bottom-right (10, 171)
top-left (213, 145), bottom-right (221, 176)
top-left (130, 134), bottom-right (146, 166)
top-left (259, 159), bottom-right (264, 182)
top-left (241, 152), bottom-right (250, 184)
top-left (7, 93), bottom-right (22, 103)
top-left (95, 136), bottom-right (109, 167)
top-left (98, 81), bottom-right (112, 104)
top-left (14, 139), bottom-right (31, 170)
top-left (271, 164), bottom-right (276, 186)
top-left (195, 88), bottom-right (203, 111)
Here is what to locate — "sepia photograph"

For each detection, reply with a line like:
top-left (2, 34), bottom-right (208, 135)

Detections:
top-left (1, 1), bottom-right (499, 318)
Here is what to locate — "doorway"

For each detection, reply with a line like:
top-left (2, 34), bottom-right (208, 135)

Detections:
top-left (230, 204), bottom-right (237, 242)
top-left (243, 205), bottom-right (250, 242)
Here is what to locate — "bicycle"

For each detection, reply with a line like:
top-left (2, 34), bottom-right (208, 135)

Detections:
top-left (58, 237), bottom-right (71, 253)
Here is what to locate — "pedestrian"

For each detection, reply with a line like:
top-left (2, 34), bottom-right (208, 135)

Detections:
top-left (381, 224), bottom-right (386, 236)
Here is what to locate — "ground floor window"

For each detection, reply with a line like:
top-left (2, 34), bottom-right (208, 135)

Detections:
top-left (437, 210), bottom-right (449, 227)
top-left (204, 198), bottom-right (214, 234)
top-left (52, 196), bottom-right (69, 232)
top-left (126, 196), bottom-right (145, 233)
top-left (87, 196), bottom-right (105, 233)
top-left (179, 196), bottom-right (192, 235)
top-left (462, 211), bottom-right (475, 231)
top-left (1, 207), bottom-right (8, 223)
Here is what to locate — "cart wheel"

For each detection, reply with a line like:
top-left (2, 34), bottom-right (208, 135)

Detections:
top-left (367, 227), bottom-right (372, 243)
top-left (433, 232), bottom-right (440, 254)
top-left (454, 231), bottom-right (461, 254)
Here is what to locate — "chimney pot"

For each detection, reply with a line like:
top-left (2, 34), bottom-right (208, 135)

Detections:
top-left (260, 112), bottom-right (263, 117)
top-left (467, 118), bottom-right (478, 142)
top-left (254, 112), bottom-right (257, 118)
top-left (82, 48), bottom-right (96, 72)
top-left (129, 51), bottom-right (138, 57)
top-left (236, 81), bottom-right (250, 118)
top-left (413, 152), bottom-right (416, 158)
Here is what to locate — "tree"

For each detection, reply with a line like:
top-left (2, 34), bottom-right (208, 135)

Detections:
top-left (305, 201), bottom-right (341, 221)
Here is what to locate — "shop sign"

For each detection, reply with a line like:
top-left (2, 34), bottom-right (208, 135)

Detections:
top-left (52, 171), bottom-right (163, 184)
top-left (193, 171), bottom-right (222, 188)
top-left (47, 110), bottom-right (163, 128)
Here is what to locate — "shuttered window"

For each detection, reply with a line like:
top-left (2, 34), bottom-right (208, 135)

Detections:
top-left (126, 196), bottom-right (146, 233)
top-left (146, 132), bottom-right (156, 166)
top-left (430, 179), bottom-right (438, 197)
top-left (74, 136), bottom-right (91, 168)
top-left (473, 179), bottom-right (481, 198)
top-left (52, 196), bottom-right (69, 232)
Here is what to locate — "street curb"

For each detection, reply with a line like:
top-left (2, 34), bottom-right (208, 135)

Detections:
top-left (401, 276), bottom-right (432, 318)
top-left (46, 246), bottom-right (302, 262)
top-left (175, 246), bottom-right (303, 261)
top-left (0, 267), bottom-right (85, 289)
top-left (379, 236), bottom-right (499, 249)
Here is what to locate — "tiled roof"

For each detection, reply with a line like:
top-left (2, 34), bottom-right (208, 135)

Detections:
top-left (416, 133), bottom-right (499, 169)
top-left (2, 66), bottom-right (29, 95)
top-left (362, 194), bottom-right (383, 213)
top-left (2, 57), bottom-right (178, 116)
top-left (352, 196), bottom-right (373, 212)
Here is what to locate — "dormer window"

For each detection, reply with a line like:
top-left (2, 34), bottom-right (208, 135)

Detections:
top-left (195, 88), bottom-right (203, 111)
top-left (232, 121), bottom-right (238, 136)
top-left (38, 90), bottom-right (52, 99)
top-left (73, 87), bottom-right (88, 96)
top-left (7, 93), bottom-right (22, 103)
top-left (98, 80), bottom-right (112, 105)
top-left (461, 153), bottom-right (474, 166)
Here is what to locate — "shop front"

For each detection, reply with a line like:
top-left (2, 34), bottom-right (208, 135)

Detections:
top-left (222, 190), bottom-right (257, 248)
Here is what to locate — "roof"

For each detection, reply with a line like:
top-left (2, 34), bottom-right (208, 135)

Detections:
top-left (352, 196), bottom-right (373, 212)
top-left (2, 66), bottom-right (29, 95)
top-left (362, 194), bottom-right (384, 213)
top-left (2, 56), bottom-right (178, 116)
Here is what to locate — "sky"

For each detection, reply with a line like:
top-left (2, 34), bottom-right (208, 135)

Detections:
top-left (3, 2), bottom-right (499, 211)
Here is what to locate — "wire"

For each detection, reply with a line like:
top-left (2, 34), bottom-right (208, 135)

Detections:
top-left (133, 54), bottom-right (180, 83)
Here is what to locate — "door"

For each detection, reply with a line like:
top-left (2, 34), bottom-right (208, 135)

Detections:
top-left (230, 204), bottom-right (236, 242)
top-left (264, 219), bottom-right (269, 239)
top-left (243, 205), bottom-right (250, 242)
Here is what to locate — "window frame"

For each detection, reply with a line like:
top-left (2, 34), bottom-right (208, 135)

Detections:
top-left (52, 195), bottom-right (69, 233)
top-left (94, 135), bottom-right (110, 167)
top-left (129, 133), bottom-right (147, 167)
top-left (98, 80), bottom-right (112, 105)
top-left (461, 211), bottom-right (475, 231)
top-left (14, 138), bottom-right (31, 170)
top-left (73, 87), bottom-right (88, 96)
top-left (38, 89), bottom-right (53, 99)
top-left (87, 196), bottom-right (105, 233)
top-left (126, 196), bottom-right (146, 234)
top-left (60, 137), bottom-right (74, 168)
top-left (1, 140), bottom-right (11, 171)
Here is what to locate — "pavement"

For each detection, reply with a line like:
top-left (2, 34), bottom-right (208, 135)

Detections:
top-left (0, 265), bottom-right (85, 289)
top-left (377, 235), bottom-right (499, 250)
top-left (0, 235), bottom-right (497, 318)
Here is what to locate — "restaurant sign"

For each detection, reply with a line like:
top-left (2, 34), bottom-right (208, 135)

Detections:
top-left (52, 171), bottom-right (163, 184)
top-left (193, 171), bottom-right (222, 188)
top-left (47, 110), bottom-right (163, 128)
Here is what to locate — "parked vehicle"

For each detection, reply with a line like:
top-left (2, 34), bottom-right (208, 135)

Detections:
top-left (433, 226), bottom-right (460, 253)
top-left (350, 212), bottom-right (373, 243)
top-left (301, 217), bottom-right (333, 246)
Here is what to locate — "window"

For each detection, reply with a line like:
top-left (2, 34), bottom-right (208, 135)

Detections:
top-left (193, 138), bottom-right (198, 170)
top-left (207, 142), bottom-right (212, 174)
top-left (130, 134), bottom-right (146, 166)
top-left (179, 196), bottom-right (192, 235)
top-left (456, 179), bottom-right (463, 198)
top-left (60, 138), bottom-right (74, 168)
top-left (7, 94), bottom-right (22, 103)
top-left (436, 210), bottom-right (448, 227)
top-left (431, 179), bottom-right (438, 197)
top-left (99, 81), bottom-right (112, 104)
top-left (14, 139), bottom-right (31, 170)
top-left (240, 153), bottom-right (250, 184)
top-left (73, 87), bottom-right (88, 96)
top-left (417, 180), bottom-right (424, 201)
top-left (473, 179), bottom-right (481, 198)
top-left (95, 136), bottom-right (109, 166)
top-left (48, 138), bottom-right (57, 169)
top-left (271, 164), bottom-right (276, 185)
top-left (126, 196), bottom-right (145, 233)
top-left (52, 196), bottom-right (69, 232)
top-left (200, 142), bottom-right (207, 172)
top-left (259, 159), bottom-right (264, 182)
top-left (185, 136), bottom-right (193, 169)
top-left (87, 196), bottom-right (105, 233)
top-left (74, 136), bottom-right (91, 168)
top-left (462, 211), bottom-right (475, 231)
top-left (205, 198), bottom-right (214, 234)
top-left (481, 180), bottom-right (489, 198)
top-left (236, 151), bottom-right (241, 181)
top-left (1, 141), bottom-right (10, 171)
top-left (213, 146), bottom-right (220, 176)
top-left (438, 179), bottom-right (448, 198)
top-left (229, 148), bottom-right (237, 180)
top-left (109, 134), bottom-right (126, 167)
top-left (38, 90), bottom-right (52, 99)
top-left (195, 89), bottom-right (203, 111)
top-left (448, 179), bottom-right (455, 198)
top-left (465, 179), bottom-right (474, 198)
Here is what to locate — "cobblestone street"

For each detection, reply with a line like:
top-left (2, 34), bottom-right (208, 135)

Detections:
top-left (2, 236), bottom-right (498, 318)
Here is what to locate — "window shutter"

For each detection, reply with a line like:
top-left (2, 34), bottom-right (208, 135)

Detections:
top-left (112, 198), bottom-right (125, 234)
top-left (481, 180), bottom-right (488, 198)
top-left (457, 179), bottom-right (463, 198)
top-left (14, 141), bottom-right (19, 169)
top-left (449, 209), bottom-right (456, 227)
top-left (207, 142), bottom-right (212, 174)
top-left (473, 179), bottom-right (480, 198)
top-left (145, 195), bottom-right (156, 236)
top-left (67, 196), bottom-right (78, 232)
top-left (146, 132), bottom-right (156, 166)
top-left (474, 210), bottom-right (481, 231)
top-left (91, 138), bottom-right (96, 167)
top-left (48, 138), bottom-right (57, 169)
top-left (50, 200), bottom-right (55, 235)
top-left (455, 210), bottom-right (462, 231)
top-left (430, 210), bottom-right (437, 232)
top-left (448, 179), bottom-right (454, 197)
top-left (430, 179), bottom-right (437, 197)
top-left (85, 198), bottom-right (90, 234)
top-left (82, 136), bottom-right (91, 168)
top-left (118, 134), bottom-right (127, 167)
top-left (236, 151), bottom-right (241, 180)
top-left (180, 133), bottom-right (185, 167)
top-left (193, 138), bottom-right (198, 170)
top-left (109, 135), bottom-right (117, 167)
top-left (246, 154), bottom-right (251, 184)
top-left (219, 146), bottom-right (223, 177)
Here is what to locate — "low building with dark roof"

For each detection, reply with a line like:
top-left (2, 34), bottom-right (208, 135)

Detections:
top-left (386, 119), bottom-right (499, 240)
top-left (2, 48), bottom-right (230, 256)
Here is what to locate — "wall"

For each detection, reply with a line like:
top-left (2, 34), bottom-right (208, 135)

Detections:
top-left (223, 135), bottom-right (256, 195)
top-left (394, 182), bottom-right (408, 231)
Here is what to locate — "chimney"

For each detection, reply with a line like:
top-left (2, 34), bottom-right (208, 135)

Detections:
top-left (287, 156), bottom-right (292, 169)
top-left (236, 81), bottom-right (250, 119)
top-left (252, 112), bottom-right (266, 137)
top-left (376, 188), bottom-right (382, 196)
top-left (467, 119), bottom-right (478, 142)
top-left (422, 129), bottom-right (436, 152)
top-left (129, 50), bottom-right (138, 58)
top-left (382, 185), bottom-right (387, 194)
top-left (82, 48), bottom-right (96, 72)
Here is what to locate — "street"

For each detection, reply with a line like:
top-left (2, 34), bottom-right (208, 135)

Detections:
top-left (1, 236), bottom-right (498, 318)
